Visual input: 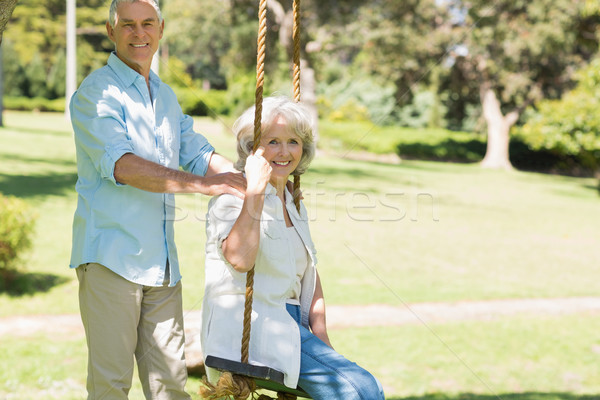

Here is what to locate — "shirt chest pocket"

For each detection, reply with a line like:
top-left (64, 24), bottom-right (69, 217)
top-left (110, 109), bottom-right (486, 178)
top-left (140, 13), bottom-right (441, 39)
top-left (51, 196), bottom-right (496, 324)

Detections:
top-left (155, 120), bottom-right (179, 168)
top-left (260, 220), bottom-right (289, 262)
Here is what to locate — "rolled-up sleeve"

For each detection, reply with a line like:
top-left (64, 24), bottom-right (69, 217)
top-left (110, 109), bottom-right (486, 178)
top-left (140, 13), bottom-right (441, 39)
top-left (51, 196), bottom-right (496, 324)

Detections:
top-left (70, 81), bottom-right (134, 185)
top-left (207, 194), bottom-right (244, 266)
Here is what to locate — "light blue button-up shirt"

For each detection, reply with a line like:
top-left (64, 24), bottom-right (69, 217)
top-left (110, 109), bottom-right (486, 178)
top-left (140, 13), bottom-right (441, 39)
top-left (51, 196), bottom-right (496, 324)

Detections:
top-left (69, 52), bottom-right (214, 287)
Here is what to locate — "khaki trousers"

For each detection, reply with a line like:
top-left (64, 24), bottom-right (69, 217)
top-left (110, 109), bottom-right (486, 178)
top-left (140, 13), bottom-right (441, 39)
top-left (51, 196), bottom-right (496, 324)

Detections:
top-left (76, 263), bottom-right (191, 400)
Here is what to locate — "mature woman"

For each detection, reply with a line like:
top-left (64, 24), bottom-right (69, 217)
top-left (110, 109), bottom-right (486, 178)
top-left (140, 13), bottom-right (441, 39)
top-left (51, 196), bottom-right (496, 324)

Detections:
top-left (201, 96), bottom-right (384, 400)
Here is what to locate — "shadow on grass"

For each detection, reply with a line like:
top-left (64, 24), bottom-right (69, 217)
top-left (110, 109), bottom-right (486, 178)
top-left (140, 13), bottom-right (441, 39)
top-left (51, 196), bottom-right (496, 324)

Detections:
top-left (308, 163), bottom-right (418, 191)
top-left (0, 172), bottom-right (77, 198)
top-left (386, 393), bottom-right (600, 400)
top-left (0, 269), bottom-right (68, 296)
top-left (583, 183), bottom-right (600, 195)
top-left (0, 153), bottom-right (76, 167)
top-left (397, 139), bottom-right (485, 165)
top-left (3, 125), bottom-right (72, 138)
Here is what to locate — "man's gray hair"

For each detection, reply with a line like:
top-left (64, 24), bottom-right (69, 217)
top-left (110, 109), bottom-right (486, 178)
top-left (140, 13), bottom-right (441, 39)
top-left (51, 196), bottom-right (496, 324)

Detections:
top-left (108, 0), bottom-right (163, 27)
top-left (233, 96), bottom-right (316, 176)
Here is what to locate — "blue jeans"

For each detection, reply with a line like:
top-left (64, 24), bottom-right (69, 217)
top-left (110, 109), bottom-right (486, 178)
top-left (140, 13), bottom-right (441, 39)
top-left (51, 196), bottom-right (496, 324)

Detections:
top-left (286, 304), bottom-right (385, 400)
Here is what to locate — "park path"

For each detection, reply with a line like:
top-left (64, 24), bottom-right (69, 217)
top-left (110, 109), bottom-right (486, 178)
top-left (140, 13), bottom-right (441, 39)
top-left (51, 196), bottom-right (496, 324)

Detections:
top-left (2, 296), bottom-right (600, 338)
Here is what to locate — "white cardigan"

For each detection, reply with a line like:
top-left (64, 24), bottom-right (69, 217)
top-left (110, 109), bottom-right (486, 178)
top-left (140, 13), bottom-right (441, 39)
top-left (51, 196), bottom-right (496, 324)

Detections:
top-left (201, 183), bottom-right (318, 388)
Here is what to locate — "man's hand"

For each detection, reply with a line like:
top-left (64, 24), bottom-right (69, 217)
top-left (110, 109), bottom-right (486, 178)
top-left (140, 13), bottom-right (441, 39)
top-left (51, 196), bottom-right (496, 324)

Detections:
top-left (199, 171), bottom-right (246, 198)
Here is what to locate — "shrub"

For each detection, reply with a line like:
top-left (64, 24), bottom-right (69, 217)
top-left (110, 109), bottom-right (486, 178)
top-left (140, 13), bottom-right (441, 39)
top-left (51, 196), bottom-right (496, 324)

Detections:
top-left (3, 96), bottom-right (66, 113)
top-left (172, 87), bottom-right (231, 117)
top-left (396, 89), bottom-right (448, 129)
top-left (317, 77), bottom-right (397, 124)
top-left (396, 132), bottom-right (576, 170)
top-left (0, 194), bottom-right (36, 275)
top-left (514, 58), bottom-right (600, 176)
top-left (398, 138), bottom-right (486, 163)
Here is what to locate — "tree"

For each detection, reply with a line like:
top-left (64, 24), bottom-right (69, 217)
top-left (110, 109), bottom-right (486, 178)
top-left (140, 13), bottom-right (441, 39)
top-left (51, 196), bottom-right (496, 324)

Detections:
top-left (351, 0), bottom-right (455, 108)
top-left (3, 0), bottom-right (112, 103)
top-left (163, 0), bottom-right (232, 89)
top-left (452, 0), bottom-right (600, 169)
top-left (0, 0), bottom-right (18, 44)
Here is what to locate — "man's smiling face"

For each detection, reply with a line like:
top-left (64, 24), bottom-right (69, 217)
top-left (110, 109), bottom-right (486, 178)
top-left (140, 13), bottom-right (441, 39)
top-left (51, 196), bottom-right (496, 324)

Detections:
top-left (106, 0), bottom-right (164, 78)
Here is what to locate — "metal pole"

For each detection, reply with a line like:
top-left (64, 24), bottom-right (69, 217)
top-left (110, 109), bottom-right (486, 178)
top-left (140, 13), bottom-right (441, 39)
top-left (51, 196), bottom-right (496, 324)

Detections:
top-left (151, 0), bottom-right (159, 76)
top-left (65, 0), bottom-right (76, 119)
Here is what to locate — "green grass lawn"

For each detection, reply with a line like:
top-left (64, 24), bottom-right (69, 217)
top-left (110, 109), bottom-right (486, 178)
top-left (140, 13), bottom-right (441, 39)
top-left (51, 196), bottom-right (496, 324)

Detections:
top-left (0, 111), bottom-right (599, 399)
top-left (1, 313), bottom-right (599, 399)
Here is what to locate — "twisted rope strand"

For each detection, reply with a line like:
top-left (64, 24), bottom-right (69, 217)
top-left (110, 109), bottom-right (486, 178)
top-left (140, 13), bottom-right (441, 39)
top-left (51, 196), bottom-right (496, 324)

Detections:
top-left (253, 0), bottom-right (268, 152)
top-left (292, 0), bottom-right (301, 103)
top-left (242, 0), bottom-right (268, 369)
top-left (291, 0), bottom-right (302, 213)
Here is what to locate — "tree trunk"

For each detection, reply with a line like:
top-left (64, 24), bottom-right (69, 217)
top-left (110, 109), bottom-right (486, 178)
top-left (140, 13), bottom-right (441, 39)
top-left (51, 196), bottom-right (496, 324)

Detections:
top-left (299, 59), bottom-right (319, 141)
top-left (480, 86), bottom-right (518, 170)
top-left (0, 0), bottom-right (18, 45)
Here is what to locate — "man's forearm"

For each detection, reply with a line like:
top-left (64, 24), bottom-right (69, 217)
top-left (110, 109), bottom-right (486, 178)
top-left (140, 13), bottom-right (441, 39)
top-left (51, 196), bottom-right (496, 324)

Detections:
top-left (114, 153), bottom-right (204, 193)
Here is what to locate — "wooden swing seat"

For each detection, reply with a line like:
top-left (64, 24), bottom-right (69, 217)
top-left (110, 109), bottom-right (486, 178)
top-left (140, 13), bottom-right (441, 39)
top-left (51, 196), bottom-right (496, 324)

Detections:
top-left (205, 355), bottom-right (312, 398)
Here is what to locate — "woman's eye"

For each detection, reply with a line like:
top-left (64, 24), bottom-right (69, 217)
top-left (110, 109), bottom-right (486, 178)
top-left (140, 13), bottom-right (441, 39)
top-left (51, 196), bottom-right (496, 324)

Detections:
top-left (269, 140), bottom-right (278, 145)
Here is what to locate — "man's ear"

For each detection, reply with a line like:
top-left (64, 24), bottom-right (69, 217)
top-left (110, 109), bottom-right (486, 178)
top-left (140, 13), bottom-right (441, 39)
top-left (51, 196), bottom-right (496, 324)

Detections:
top-left (106, 21), bottom-right (115, 42)
top-left (159, 19), bottom-right (164, 40)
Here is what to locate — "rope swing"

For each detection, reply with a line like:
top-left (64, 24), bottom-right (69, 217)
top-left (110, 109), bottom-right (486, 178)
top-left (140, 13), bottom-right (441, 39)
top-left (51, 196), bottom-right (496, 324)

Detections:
top-left (200, 0), bottom-right (311, 399)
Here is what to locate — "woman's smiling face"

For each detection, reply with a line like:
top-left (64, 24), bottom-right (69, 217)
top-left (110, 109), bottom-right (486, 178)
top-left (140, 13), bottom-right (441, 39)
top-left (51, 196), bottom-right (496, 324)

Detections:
top-left (259, 115), bottom-right (303, 187)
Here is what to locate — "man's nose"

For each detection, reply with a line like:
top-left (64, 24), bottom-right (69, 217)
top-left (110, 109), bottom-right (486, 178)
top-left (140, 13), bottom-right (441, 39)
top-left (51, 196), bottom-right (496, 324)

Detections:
top-left (132, 23), bottom-right (145, 37)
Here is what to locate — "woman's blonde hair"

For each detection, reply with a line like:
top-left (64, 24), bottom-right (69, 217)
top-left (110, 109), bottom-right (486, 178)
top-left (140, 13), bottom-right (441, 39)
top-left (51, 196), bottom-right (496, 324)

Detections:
top-left (233, 96), bottom-right (316, 176)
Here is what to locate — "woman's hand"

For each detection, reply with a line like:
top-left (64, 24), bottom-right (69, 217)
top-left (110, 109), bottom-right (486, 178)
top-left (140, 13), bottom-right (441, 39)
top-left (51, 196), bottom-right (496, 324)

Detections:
top-left (244, 147), bottom-right (272, 195)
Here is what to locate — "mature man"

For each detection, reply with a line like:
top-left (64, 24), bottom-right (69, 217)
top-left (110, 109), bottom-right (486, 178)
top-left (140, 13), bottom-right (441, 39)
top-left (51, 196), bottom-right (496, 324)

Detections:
top-left (69, 0), bottom-right (245, 398)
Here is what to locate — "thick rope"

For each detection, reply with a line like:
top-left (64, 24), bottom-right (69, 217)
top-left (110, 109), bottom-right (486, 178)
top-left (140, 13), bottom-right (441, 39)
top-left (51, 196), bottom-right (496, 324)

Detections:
top-left (292, 0), bottom-right (301, 103)
top-left (292, 175), bottom-right (301, 213)
top-left (199, 373), bottom-right (255, 400)
top-left (253, 0), bottom-right (268, 153)
top-left (291, 0), bottom-right (302, 213)
top-left (242, 0), bottom-right (268, 371)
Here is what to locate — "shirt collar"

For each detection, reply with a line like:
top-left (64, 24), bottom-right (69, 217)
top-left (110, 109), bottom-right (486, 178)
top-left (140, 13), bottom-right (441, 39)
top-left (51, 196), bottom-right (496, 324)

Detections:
top-left (265, 182), bottom-right (294, 205)
top-left (107, 52), bottom-right (161, 88)
top-left (265, 182), bottom-right (277, 196)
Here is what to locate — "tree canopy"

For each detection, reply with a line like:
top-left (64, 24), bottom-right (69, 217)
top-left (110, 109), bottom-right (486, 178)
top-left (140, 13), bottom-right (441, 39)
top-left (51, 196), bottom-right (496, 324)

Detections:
top-left (3, 0), bottom-right (600, 174)
top-left (0, 0), bottom-right (18, 44)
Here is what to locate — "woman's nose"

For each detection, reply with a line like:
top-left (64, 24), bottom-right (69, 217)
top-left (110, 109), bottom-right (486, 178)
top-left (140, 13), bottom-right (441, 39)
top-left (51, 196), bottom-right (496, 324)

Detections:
top-left (279, 144), bottom-right (289, 155)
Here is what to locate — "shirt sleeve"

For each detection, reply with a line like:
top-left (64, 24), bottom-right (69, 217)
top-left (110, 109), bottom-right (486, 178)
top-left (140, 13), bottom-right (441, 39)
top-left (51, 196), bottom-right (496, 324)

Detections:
top-left (207, 194), bottom-right (243, 266)
top-left (70, 80), bottom-right (134, 185)
top-left (178, 112), bottom-right (215, 176)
